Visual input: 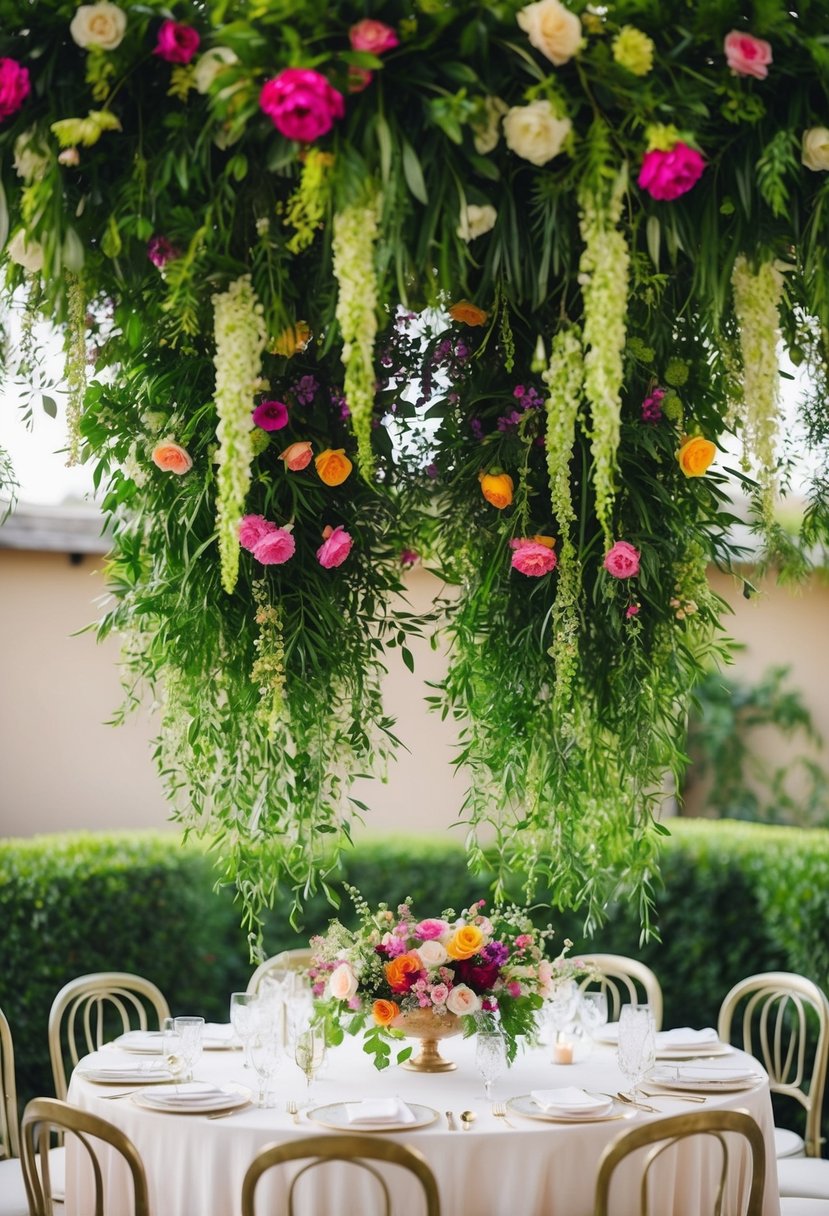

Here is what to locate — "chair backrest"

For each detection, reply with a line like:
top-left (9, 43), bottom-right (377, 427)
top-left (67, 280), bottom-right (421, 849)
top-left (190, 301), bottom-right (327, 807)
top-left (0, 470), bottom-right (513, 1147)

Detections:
top-left (21, 1097), bottom-right (150, 1216)
top-left (49, 972), bottom-right (170, 1099)
top-left (0, 1005), bottom-right (20, 1160)
top-left (717, 971), bottom-right (829, 1158)
top-left (246, 950), bottom-right (313, 995)
top-left (594, 1108), bottom-right (766, 1216)
top-left (577, 954), bottom-right (664, 1031)
top-left (241, 1133), bottom-right (441, 1216)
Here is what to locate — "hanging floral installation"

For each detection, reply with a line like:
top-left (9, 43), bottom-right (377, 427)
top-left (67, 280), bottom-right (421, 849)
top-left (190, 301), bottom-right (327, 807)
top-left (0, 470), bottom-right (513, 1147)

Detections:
top-left (2, 0), bottom-right (829, 945)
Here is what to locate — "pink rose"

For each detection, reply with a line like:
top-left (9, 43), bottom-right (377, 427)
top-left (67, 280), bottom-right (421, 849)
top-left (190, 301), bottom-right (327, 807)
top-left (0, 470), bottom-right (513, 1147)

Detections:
top-left (252, 399), bottom-right (289, 431)
top-left (724, 30), bottom-right (772, 79)
top-left (446, 983), bottom-right (481, 1016)
top-left (626, 603), bottom-right (640, 618)
top-left (429, 983), bottom-right (449, 1006)
top-left (238, 514), bottom-right (276, 552)
top-left (538, 959), bottom-right (554, 997)
top-left (0, 58), bottom-right (30, 123)
top-left (279, 440), bottom-right (314, 471)
top-left (259, 68), bottom-right (345, 143)
top-left (253, 527), bottom-right (296, 566)
top-left (416, 940), bottom-right (449, 968)
top-left (316, 524), bottom-right (352, 569)
top-left (414, 918), bottom-right (450, 941)
top-left (154, 20), bottom-right (200, 65)
top-left (328, 962), bottom-right (358, 1001)
top-left (603, 540), bottom-right (641, 579)
top-left (506, 981), bottom-right (522, 998)
top-left (349, 19), bottom-right (399, 55)
top-left (510, 538), bottom-right (558, 577)
top-left (638, 142), bottom-right (705, 202)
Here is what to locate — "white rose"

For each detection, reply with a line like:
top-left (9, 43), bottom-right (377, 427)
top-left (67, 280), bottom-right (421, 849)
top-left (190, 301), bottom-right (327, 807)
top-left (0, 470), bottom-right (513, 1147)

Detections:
top-left (416, 940), bottom-right (448, 968)
top-left (516, 0), bottom-right (582, 67)
top-left (504, 101), bottom-right (572, 167)
top-left (456, 202), bottom-right (498, 242)
top-left (69, 2), bottom-right (127, 51)
top-left (14, 131), bottom-right (50, 182)
top-left (7, 230), bottom-right (44, 274)
top-left (193, 46), bottom-right (239, 95)
top-left (328, 962), bottom-right (358, 1001)
top-left (473, 96), bottom-right (508, 155)
top-left (802, 127), bottom-right (829, 172)
top-left (446, 983), bottom-right (481, 1016)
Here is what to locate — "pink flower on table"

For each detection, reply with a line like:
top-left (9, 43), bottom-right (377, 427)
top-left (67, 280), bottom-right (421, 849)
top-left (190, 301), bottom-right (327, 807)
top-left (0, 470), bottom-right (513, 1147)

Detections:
top-left (381, 932), bottom-right (408, 958)
top-left (430, 983), bottom-right (449, 1006)
top-left (724, 30), bottom-right (772, 79)
top-left (446, 984), bottom-right (481, 1016)
top-left (259, 69), bottom-right (345, 143)
top-left (416, 940), bottom-right (449, 967)
top-left (316, 524), bottom-right (352, 569)
top-left (147, 235), bottom-right (180, 268)
top-left (328, 962), bottom-right (358, 1001)
top-left (638, 143), bottom-right (705, 201)
top-left (252, 527), bottom-right (296, 566)
top-left (537, 960), bottom-right (554, 997)
top-left (238, 514), bottom-right (276, 552)
top-left (349, 19), bottom-right (399, 54)
top-left (414, 918), bottom-right (450, 941)
top-left (510, 538), bottom-right (558, 577)
top-left (279, 440), bottom-right (314, 471)
top-left (506, 981), bottom-right (522, 998)
top-left (252, 399), bottom-right (289, 431)
top-left (514, 934), bottom-right (533, 950)
top-left (154, 20), bottom-right (200, 65)
top-left (0, 58), bottom-right (30, 123)
top-left (603, 541), bottom-right (641, 580)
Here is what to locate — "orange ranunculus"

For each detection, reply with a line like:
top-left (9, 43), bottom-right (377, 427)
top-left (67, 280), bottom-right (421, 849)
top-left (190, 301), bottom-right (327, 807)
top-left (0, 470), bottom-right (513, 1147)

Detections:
top-left (446, 924), bottom-right (485, 960)
top-left (372, 999), bottom-right (400, 1026)
top-left (479, 470), bottom-right (514, 509)
top-left (315, 448), bottom-right (353, 486)
top-left (449, 300), bottom-right (488, 326)
top-left (677, 435), bottom-right (717, 477)
top-left (384, 952), bottom-right (423, 993)
top-left (531, 534), bottom-right (556, 549)
top-left (151, 440), bottom-right (193, 474)
top-left (271, 320), bottom-right (312, 357)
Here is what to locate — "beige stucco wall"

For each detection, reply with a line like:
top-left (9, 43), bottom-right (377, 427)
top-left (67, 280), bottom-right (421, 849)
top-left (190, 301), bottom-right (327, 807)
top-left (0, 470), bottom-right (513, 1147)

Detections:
top-left (1, 548), bottom-right (827, 838)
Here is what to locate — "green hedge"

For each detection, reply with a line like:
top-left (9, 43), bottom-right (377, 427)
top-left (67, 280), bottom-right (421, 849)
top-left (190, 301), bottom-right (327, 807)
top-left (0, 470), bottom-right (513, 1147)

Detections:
top-left (1, 821), bottom-right (828, 1123)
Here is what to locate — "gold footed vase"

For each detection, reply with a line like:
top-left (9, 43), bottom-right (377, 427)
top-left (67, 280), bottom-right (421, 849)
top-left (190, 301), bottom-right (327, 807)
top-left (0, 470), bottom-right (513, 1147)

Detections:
top-left (390, 1008), bottom-right (463, 1072)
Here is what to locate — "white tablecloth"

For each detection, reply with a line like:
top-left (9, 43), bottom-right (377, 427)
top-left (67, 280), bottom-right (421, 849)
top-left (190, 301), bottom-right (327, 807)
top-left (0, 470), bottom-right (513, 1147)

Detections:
top-left (66, 1031), bottom-right (781, 1216)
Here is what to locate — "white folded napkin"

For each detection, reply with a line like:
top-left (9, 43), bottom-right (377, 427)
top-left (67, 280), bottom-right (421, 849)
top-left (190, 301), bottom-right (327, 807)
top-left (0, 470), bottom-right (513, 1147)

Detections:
top-left (143, 1083), bottom-right (231, 1106)
top-left (672, 1064), bottom-right (761, 1083)
top-left (345, 1098), bottom-right (416, 1125)
top-left (111, 1030), bottom-right (163, 1051)
top-left (656, 1027), bottom-right (719, 1049)
top-left (530, 1087), bottom-right (612, 1114)
top-left (80, 1061), bottom-right (167, 1079)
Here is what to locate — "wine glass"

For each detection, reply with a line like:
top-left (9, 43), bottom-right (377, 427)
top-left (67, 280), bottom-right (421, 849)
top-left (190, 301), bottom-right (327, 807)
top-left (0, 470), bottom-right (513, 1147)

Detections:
top-left (475, 1029), bottom-right (507, 1100)
top-left (162, 1023), bottom-right (186, 1093)
top-left (230, 992), bottom-right (260, 1069)
top-left (617, 1003), bottom-right (655, 1101)
top-left (249, 1026), bottom-right (281, 1108)
top-left (545, 979), bottom-right (580, 1054)
top-left (579, 991), bottom-right (609, 1042)
top-left (293, 1025), bottom-right (326, 1094)
top-left (173, 1016), bottom-right (204, 1083)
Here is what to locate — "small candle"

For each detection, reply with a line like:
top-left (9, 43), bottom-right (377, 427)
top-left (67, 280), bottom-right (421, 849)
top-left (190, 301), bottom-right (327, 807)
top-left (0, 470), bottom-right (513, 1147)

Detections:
top-left (553, 1041), bottom-right (574, 1065)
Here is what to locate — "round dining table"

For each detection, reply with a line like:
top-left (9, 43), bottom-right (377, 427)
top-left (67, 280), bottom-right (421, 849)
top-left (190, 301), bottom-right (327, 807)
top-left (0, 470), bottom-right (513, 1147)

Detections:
top-left (65, 1027), bottom-right (781, 1216)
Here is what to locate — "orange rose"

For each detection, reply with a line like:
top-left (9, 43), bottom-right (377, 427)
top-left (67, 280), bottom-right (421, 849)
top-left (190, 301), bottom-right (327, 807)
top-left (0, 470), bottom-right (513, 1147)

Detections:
top-left (479, 470), bottom-right (514, 509)
top-left (271, 321), bottom-right (312, 357)
top-left (151, 440), bottom-right (192, 475)
top-left (279, 441), bottom-right (314, 471)
top-left (446, 924), bottom-right (485, 960)
top-left (677, 435), bottom-right (717, 478)
top-left (531, 534), bottom-right (555, 548)
top-left (372, 999), bottom-right (400, 1026)
top-left (315, 448), bottom-right (353, 486)
top-left (449, 300), bottom-right (488, 326)
top-left (384, 952), bottom-right (423, 993)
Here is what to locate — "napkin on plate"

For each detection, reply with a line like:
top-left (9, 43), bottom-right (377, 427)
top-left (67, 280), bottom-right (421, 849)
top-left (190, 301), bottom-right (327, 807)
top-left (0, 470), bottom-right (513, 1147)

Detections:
top-left (661, 1064), bottom-right (761, 1084)
top-left (79, 1061), bottom-right (167, 1079)
top-left (345, 1098), bottom-right (417, 1125)
top-left (656, 1027), bottom-right (719, 1049)
top-left (143, 1083), bottom-right (232, 1106)
top-left (530, 1087), bottom-right (612, 1114)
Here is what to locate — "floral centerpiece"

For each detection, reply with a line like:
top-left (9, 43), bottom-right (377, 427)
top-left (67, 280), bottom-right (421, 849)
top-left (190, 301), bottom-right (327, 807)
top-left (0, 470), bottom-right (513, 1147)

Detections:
top-left (309, 891), bottom-right (591, 1070)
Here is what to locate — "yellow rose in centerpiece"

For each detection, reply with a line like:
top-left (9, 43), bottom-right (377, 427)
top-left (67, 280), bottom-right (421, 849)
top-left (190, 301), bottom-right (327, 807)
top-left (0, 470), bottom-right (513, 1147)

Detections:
top-left (677, 435), bottom-right (717, 478)
top-left (446, 924), bottom-right (485, 960)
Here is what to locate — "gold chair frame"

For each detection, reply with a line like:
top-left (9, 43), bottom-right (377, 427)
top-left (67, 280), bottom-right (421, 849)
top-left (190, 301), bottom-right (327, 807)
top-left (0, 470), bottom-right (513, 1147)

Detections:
top-left (1, 1005), bottom-right (20, 1161)
top-left (49, 972), bottom-right (170, 1099)
top-left (594, 1109), bottom-right (766, 1216)
top-left (718, 971), bottom-right (829, 1159)
top-left (246, 950), bottom-right (314, 995)
top-left (21, 1097), bottom-right (150, 1216)
top-left (577, 953), bottom-right (664, 1031)
top-left (241, 1133), bottom-right (441, 1216)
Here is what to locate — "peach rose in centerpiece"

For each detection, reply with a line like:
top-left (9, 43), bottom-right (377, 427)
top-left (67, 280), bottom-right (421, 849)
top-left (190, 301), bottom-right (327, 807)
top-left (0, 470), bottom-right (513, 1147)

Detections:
top-left (446, 924), bottom-right (485, 960)
top-left (416, 940), bottom-right (449, 967)
top-left (446, 983), bottom-right (481, 1015)
top-left (329, 962), bottom-right (358, 1001)
top-left (372, 999), bottom-right (400, 1026)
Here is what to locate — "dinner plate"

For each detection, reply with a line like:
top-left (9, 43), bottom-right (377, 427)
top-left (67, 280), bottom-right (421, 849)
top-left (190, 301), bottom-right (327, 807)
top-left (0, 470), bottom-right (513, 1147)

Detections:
top-left (507, 1094), bottom-right (636, 1124)
top-left (113, 1029), bottom-right (241, 1054)
top-left (132, 1082), bottom-right (252, 1114)
top-left (655, 1042), bottom-right (734, 1060)
top-left (307, 1101), bottom-right (439, 1132)
top-left (647, 1066), bottom-right (764, 1094)
top-left (78, 1063), bottom-right (173, 1085)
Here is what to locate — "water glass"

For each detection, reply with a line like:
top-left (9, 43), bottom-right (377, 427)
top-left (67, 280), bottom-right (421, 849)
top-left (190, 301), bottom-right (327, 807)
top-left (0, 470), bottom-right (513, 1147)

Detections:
top-left (161, 1022), bottom-right (186, 1090)
top-left (249, 1026), bottom-right (281, 1108)
top-left (293, 1024), bottom-right (326, 1092)
top-left (230, 992), bottom-right (260, 1069)
top-left (475, 1030), bottom-right (507, 1100)
top-left (617, 1003), bottom-right (655, 1101)
top-left (579, 991), bottom-right (609, 1040)
top-left (173, 1016), bottom-right (204, 1083)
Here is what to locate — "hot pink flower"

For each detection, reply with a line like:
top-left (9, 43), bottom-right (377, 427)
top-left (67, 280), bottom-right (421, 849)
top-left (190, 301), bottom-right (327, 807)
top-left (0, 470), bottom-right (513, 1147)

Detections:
top-left (252, 399), bottom-right (289, 431)
top-left (317, 524), bottom-right (353, 569)
top-left (638, 142), bottom-right (705, 201)
top-left (0, 58), bottom-right (30, 123)
top-left (400, 548), bottom-right (419, 569)
top-left (604, 541), bottom-right (641, 580)
top-left (510, 538), bottom-right (558, 577)
top-left (147, 235), bottom-right (180, 268)
top-left (279, 440), bottom-right (314, 471)
top-left (253, 527), bottom-right (296, 566)
top-left (349, 19), bottom-right (399, 55)
top-left (626, 603), bottom-right (640, 618)
top-left (154, 20), bottom-right (200, 65)
top-left (415, 918), bottom-right (450, 941)
top-left (506, 981), bottom-right (522, 998)
top-left (259, 68), bottom-right (345, 143)
top-left (724, 30), bottom-right (772, 79)
top-left (238, 514), bottom-right (276, 552)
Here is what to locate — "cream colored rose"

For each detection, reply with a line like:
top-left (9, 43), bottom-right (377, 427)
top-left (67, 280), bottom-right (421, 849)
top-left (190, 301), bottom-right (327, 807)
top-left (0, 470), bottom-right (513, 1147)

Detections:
top-left (415, 940), bottom-right (449, 968)
top-left (516, 0), bottom-right (582, 67)
top-left (446, 983), bottom-right (481, 1016)
top-left (504, 101), bottom-right (572, 167)
top-left (7, 230), bottom-right (44, 274)
top-left (193, 46), bottom-right (238, 95)
top-left (457, 202), bottom-right (497, 242)
top-left (328, 962), bottom-right (359, 1001)
top-left (69, 2), bottom-right (127, 51)
top-left (14, 131), bottom-right (49, 182)
top-left (472, 96), bottom-right (508, 155)
top-left (802, 127), bottom-right (829, 172)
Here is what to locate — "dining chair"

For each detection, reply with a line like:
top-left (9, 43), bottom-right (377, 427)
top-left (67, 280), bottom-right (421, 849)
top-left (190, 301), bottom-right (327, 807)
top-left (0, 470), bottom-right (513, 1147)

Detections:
top-left (593, 1108), bottom-right (766, 1216)
top-left (577, 953), bottom-right (664, 1030)
top-left (241, 1133), bottom-right (441, 1216)
top-left (246, 949), bottom-right (313, 995)
top-left (21, 1097), bottom-right (150, 1216)
top-left (717, 971), bottom-right (829, 1161)
top-left (49, 972), bottom-right (170, 1099)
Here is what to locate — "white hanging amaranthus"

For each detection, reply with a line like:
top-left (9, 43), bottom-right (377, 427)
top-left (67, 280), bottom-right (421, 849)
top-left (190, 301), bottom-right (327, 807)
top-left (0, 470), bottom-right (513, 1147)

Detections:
top-left (578, 171), bottom-right (630, 543)
top-left (213, 275), bottom-right (267, 594)
top-left (730, 254), bottom-right (785, 520)
top-left (332, 188), bottom-right (380, 480)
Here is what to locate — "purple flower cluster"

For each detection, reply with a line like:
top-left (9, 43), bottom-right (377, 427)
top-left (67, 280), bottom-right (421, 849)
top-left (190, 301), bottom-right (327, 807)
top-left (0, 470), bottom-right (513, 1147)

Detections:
top-left (481, 940), bottom-right (510, 966)
top-left (496, 383), bottom-right (545, 433)
top-left (419, 336), bottom-right (470, 407)
top-left (642, 387), bottom-right (665, 423)
top-left (292, 374), bottom-right (319, 406)
top-left (330, 387), bottom-right (350, 420)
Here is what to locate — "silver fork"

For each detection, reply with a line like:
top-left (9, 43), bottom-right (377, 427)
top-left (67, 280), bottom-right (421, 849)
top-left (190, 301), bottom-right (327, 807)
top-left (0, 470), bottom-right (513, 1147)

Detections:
top-left (492, 1103), bottom-right (516, 1129)
top-left (286, 1099), bottom-right (301, 1125)
top-left (640, 1088), bottom-right (707, 1104)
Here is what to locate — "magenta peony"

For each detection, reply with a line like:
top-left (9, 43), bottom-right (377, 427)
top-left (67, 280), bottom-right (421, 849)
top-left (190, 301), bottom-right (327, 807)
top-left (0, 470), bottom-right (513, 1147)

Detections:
top-left (0, 58), bottom-right (30, 123)
top-left (259, 69), bottom-right (345, 143)
top-left (154, 20), bottom-right (200, 65)
top-left (603, 541), bottom-right (641, 579)
top-left (252, 399), bottom-right (289, 431)
top-left (317, 525), bottom-right (353, 569)
top-left (147, 235), bottom-right (180, 268)
top-left (638, 142), bottom-right (705, 201)
top-left (238, 514), bottom-right (276, 552)
top-left (349, 19), bottom-right (399, 54)
top-left (510, 538), bottom-right (558, 577)
top-left (724, 30), bottom-right (772, 79)
top-left (253, 527), bottom-right (296, 566)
